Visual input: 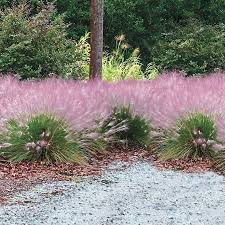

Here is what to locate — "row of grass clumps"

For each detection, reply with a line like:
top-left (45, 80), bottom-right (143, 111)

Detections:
top-left (0, 106), bottom-right (150, 164)
top-left (0, 113), bottom-right (127, 164)
top-left (0, 106), bottom-right (225, 173)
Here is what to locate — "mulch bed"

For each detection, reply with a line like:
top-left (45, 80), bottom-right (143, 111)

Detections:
top-left (0, 148), bottom-right (219, 205)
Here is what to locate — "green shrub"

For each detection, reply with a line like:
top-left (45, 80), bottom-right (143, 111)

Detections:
top-left (0, 3), bottom-right (88, 79)
top-left (0, 113), bottom-right (86, 163)
top-left (152, 21), bottom-right (225, 76)
top-left (102, 106), bottom-right (150, 147)
top-left (156, 113), bottom-right (217, 160)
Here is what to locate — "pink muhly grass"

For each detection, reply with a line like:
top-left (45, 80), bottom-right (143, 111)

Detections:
top-left (1, 72), bottom-right (225, 139)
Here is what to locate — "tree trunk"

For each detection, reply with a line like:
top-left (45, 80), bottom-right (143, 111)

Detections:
top-left (89, 0), bottom-right (104, 80)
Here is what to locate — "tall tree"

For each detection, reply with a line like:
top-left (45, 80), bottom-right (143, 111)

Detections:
top-left (89, 0), bottom-right (104, 79)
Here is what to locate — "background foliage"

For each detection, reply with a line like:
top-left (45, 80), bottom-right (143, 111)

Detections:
top-left (1, 0), bottom-right (225, 77)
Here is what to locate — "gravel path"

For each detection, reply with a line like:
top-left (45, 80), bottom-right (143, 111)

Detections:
top-left (1, 161), bottom-right (225, 225)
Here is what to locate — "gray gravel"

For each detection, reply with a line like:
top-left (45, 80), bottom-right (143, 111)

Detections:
top-left (1, 161), bottom-right (225, 225)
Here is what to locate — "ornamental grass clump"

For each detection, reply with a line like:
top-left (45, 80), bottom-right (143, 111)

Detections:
top-left (102, 106), bottom-right (150, 147)
top-left (76, 117), bottom-right (128, 155)
top-left (0, 113), bottom-right (86, 163)
top-left (102, 35), bottom-right (145, 81)
top-left (155, 113), bottom-right (218, 160)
